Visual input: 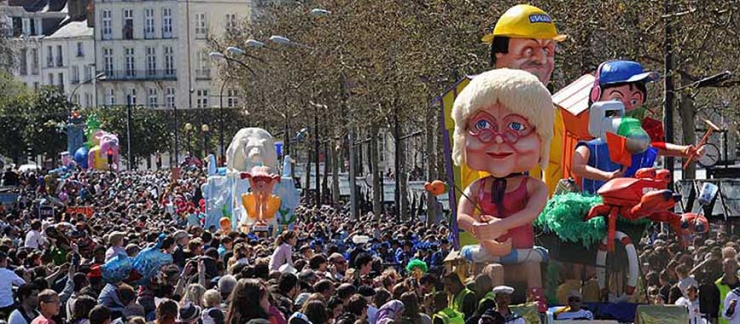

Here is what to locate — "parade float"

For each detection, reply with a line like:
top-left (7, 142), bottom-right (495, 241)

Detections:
top-left (67, 114), bottom-right (120, 171)
top-left (435, 5), bottom-right (712, 321)
top-left (201, 127), bottom-right (300, 234)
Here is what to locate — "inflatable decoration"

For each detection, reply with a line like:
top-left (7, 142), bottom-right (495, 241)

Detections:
top-left (273, 156), bottom-right (300, 227)
top-left (88, 131), bottom-right (120, 171)
top-left (66, 111), bottom-right (86, 157)
top-left (102, 254), bottom-right (133, 284)
top-left (240, 166), bottom-right (281, 232)
top-left (452, 69), bottom-right (553, 311)
top-left (202, 128), bottom-right (301, 232)
top-left (132, 234), bottom-right (172, 285)
top-left (84, 114), bottom-right (102, 148)
top-left (74, 146), bottom-right (89, 169)
top-left (424, 180), bottom-right (448, 196)
top-left (226, 128), bottom-right (278, 172)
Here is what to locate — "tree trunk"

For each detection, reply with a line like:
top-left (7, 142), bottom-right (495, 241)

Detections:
top-left (331, 139), bottom-right (340, 208)
top-left (323, 140), bottom-right (330, 203)
top-left (679, 83), bottom-right (697, 179)
top-left (426, 101), bottom-right (438, 226)
top-left (370, 124), bottom-right (382, 220)
top-left (305, 150), bottom-right (312, 201)
top-left (397, 129), bottom-right (407, 221)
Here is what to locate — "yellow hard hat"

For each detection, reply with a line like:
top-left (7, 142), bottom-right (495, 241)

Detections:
top-left (482, 4), bottom-right (567, 44)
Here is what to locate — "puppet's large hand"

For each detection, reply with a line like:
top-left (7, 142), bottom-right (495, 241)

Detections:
top-left (472, 216), bottom-right (508, 241)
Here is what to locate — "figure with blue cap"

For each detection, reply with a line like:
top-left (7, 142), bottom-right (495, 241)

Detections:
top-left (573, 60), bottom-right (706, 194)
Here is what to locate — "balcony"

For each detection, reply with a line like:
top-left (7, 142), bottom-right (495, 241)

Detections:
top-left (56, 58), bottom-right (63, 67)
top-left (195, 69), bottom-right (211, 80)
top-left (46, 59), bottom-right (53, 68)
top-left (101, 69), bottom-right (177, 81)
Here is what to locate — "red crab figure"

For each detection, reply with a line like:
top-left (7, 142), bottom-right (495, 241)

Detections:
top-left (586, 168), bottom-right (708, 251)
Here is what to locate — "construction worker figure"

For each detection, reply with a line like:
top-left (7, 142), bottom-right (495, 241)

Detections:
top-left (482, 4), bottom-right (567, 196)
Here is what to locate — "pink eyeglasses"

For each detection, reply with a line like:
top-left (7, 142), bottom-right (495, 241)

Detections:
top-left (466, 111), bottom-right (534, 144)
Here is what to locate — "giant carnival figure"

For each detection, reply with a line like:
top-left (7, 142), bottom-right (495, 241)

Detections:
top-left (572, 60), bottom-right (705, 194)
top-left (202, 127), bottom-right (300, 233)
top-left (453, 69), bottom-right (554, 312)
top-left (483, 4), bottom-right (567, 195)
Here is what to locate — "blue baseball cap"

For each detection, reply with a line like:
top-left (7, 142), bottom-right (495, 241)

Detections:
top-left (598, 60), bottom-right (660, 86)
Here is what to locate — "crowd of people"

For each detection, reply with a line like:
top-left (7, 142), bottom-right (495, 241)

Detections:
top-left (0, 167), bottom-right (738, 324)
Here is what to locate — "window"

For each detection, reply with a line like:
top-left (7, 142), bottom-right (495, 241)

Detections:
top-left (48, 73), bottom-right (53, 85)
top-left (84, 65), bottom-right (92, 81)
top-left (123, 9), bottom-right (134, 40)
top-left (31, 49), bottom-right (38, 75)
top-left (146, 47), bottom-right (156, 76)
top-left (19, 48), bottom-right (27, 75)
top-left (227, 89), bottom-right (238, 108)
top-left (57, 73), bottom-right (64, 92)
top-left (164, 46), bottom-right (174, 76)
top-left (127, 89), bottom-right (137, 105)
top-left (225, 14), bottom-right (237, 32)
top-left (107, 88), bottom-right (115, 105)
top-left (56, 45), bottom-right (63, 67)
top-left (71, 66), bottom-right (80, 84)
top-left (76, 42), bottom-right (84, 57)
top-left (33, 82), bottom-right (39, 90)
top-left (124, 48), bottom-right (135, 77)
top-left (147, 88), bottom-right (158, 108)
top-left (85, 93), bottom-right (93, 108)
top-left (103, 48), bottom-right (114, 74)
top-left (196, 89), bottom-right (209, 108)
top-left (162, 8), bottom-right (173, 38)
top-left (72, 94), bottom-right (80, 104)
top-left (144, 8), bottom-right (155, 38)
top-left (196, 51), bottom-right (210, 79)
top-left (195, 13), bottom-right (207, 38)
top-left (46, 46), bottom-right (53, 67)
top-left (102, 10), bottom-right (112, 40)
top-left (165, 88), bottom-right (175, 109)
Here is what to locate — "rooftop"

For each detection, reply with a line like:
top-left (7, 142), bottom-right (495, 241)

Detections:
top-left (46, 19), bottom-right (92, 38)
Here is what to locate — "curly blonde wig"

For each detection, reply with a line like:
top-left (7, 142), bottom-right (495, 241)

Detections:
top-left (451, 69), bottom-right (555, 170)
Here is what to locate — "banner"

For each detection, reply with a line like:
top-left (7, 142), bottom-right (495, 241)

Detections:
top-left (634, 305), bottom-right (688, 324)
top-left (67, 206), bottom-right (94, 218)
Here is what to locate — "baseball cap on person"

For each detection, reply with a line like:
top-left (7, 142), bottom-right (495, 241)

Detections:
top-left (597, 60), bottom-right (660, 86)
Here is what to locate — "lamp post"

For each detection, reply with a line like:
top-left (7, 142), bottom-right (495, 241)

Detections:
top-left (185, 123), bottom-right (193, 159)
top-left (210, 42), bottom-right (264, 165)
top-left (68, 72), bottom-right (105, 113)
top-left (201, 124), bottom-right (210, 158)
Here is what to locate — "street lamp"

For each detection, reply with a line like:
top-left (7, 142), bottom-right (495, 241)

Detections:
top-left (201, 124), bottom-right (210, 158)
top-left (269, 35), bottom-right (313, 49)
top-left (68, 72), bottom-right (105, 113)
top-left (185, 123), bottom-right (193, 159)
top-left (310, 8), bottom-right (331, 17)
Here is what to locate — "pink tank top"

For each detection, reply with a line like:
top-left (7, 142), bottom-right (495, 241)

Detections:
top-left (477, 176), bottom-right (533, 249)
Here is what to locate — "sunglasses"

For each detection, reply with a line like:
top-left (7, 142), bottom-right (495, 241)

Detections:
top-left (568, 297), bottom-right (581, 302)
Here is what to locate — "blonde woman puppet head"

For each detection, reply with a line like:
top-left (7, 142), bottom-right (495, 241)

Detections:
top-left (451, 69), bottom-right (554, 178)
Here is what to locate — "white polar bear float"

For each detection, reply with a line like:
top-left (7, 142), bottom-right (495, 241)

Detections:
top-left (226, 128), bottom-right (278, 172)
top-left (202, 128), bottom-right (299, 234)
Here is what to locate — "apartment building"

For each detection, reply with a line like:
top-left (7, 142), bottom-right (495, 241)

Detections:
top-left (94, 0), bottom-right (251, 109)
top-left (42, 20), bottom-right (95, 107)
top-left (2, 0), bottom-right (69, 91)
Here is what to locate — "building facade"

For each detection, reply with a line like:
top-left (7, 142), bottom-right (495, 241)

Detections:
top-left (93, 0), bottom-right (250, 109)
top-left (42, 20), bottom-right (95, 107)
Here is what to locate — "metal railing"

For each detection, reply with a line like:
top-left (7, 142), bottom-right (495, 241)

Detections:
top-left (101, 69), bottom-right (177, 81)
